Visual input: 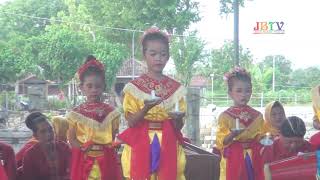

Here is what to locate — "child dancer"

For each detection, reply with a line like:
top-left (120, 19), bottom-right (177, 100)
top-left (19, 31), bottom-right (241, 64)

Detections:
top-left (216, 67), bottom-right (265, 180)
top-left (117, 27), bottom-right (187, 180)
top-left (66, 56), bottom-right (121, 180)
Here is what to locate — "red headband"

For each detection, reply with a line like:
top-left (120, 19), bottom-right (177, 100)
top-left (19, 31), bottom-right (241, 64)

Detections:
top-left (77, 59), bottom-right (105, 81)
top-left (140, 26), bottom-right (170, 44)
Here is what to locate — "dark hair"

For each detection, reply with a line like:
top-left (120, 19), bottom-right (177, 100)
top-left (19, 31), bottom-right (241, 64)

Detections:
top-left (227, 71), bottom-right (252, 92)
top-left (79, 55), bottom-right (105, 88)
top-left (25, 112), bottom-right (48, 133)
top-left (85, 55), bottom-right (96, 63)
top-left (280, 116), bottom-right (306, 138)
top-left (272, 101), bottom-right (285, 114)
top-left (141, 32), bottom-right (169, 55)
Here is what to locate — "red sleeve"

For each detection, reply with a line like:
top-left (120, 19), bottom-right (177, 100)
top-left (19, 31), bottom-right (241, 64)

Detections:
top-left (58, 142), bottom-right (71, 178)
top-left (15, 141), bottom-right (36, 168)
top-left (1, 143), bottom-right (16, 180)
top-left (21, 148), bottom-right (37, 180)
top-left (262, 139), bottom-right (283, 164)
top-left (0, 164), bottom-right (8, 180)
top-left (261, 145), bottom-right (275, 164)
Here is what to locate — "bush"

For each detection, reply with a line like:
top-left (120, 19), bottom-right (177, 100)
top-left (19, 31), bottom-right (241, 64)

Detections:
top-left (47, 97), bottom-right (67, 110)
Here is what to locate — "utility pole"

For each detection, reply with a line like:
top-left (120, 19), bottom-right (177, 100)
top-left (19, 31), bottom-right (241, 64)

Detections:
top-left (272, 56), bottom-right (275, 92)
top-left (233, 0), bottom-right (239, 66)
top-left (132, 32), bottom-right (135, 80)
top-left (210, 74), bottom-right (214, 104)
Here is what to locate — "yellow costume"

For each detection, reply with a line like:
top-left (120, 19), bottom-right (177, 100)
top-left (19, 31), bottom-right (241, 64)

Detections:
top-left (312, 85), bottom-right (320, 121)
top-left (66, 103), bottom-right (120, 180)
top-left (52, 116), bottom-right (69, 142)
top-left (216, 105), bottom-right (264, 180)
top-left (120, 74), bottom-right (187, 180)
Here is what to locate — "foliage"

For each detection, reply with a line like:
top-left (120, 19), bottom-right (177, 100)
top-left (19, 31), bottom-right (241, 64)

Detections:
top-left (197, 41), bottom-right (253, 90)
top-left (0, 0), bottom-right (201, 89)
top-left (91, 37), bottom-right (128, 89)
top-left (258, 55), bottom-right (293, 91)
top-left (0, 35), bottom-right (37, 82)
top-left (0, 0), bottom-right (67, 40)
top-left (219, 0), bottom-right (248, 15)
top-left (249, 64), bottom-right (273, 92)
top-left (0, 91), bottom-right (16, 110)
top-left (81, 0), bottom-right (200, 33)
top-left (290, 67), bottom-right (320, 88)
top-left (171, 31), bottom-right (207, 86)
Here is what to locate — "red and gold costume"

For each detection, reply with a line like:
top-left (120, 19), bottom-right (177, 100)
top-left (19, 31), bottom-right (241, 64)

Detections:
top-left (312, 85), bottom-right (320, 123)
top-left (216, 105), bottom-right (265, 180)
top-left (66, 102), bottom-right (121, 180)
top-left (52, 116), bottom-right (69, 143)
top-left (118, 74), bottom-right (187, 180)
top-left (310, 85), bottom-right (320, 148)
top-left (263, 137), bottom-right (314, 163)
top-left (0, 142), bottom-right (16, 180)
top-left (21, 141), bottom-right (70, 180)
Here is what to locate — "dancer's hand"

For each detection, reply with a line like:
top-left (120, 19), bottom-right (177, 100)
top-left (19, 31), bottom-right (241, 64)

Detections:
top-left (144, 99), bottom-right (162, 111)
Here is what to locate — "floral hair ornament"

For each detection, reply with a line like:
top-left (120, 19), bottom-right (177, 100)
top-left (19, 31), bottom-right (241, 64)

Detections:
top-left (77, 58), bottom-right (105, 81)
top-left (223, 66), bottom-right (249, 83)
top-left (140, 26), bottom-right (171, 44)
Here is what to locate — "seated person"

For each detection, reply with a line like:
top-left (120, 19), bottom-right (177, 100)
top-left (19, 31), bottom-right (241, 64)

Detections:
top-left (20, 112), bottom-right (71, 180)
top-left (16, 115), bottom-right (39, 169)
top-left (16, 114), bottom-right (69, 170)
top-left (263, 101), bottom-right (286, 137)
top-left (0, 142), bottom-right (16, 180)
top-left (262, 116), bottom-right (314, 163)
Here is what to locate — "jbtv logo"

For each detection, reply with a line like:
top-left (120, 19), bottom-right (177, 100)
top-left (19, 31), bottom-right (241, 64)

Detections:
top-left (253, 21), bottom-right (285, 34)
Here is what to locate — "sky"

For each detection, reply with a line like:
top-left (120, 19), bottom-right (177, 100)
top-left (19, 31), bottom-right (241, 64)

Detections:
top-left (191, 0), bottom-right (320, 69)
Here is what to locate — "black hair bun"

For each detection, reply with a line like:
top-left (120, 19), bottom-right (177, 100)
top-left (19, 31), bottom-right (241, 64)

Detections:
top-left (25, 112), bottom-right (46, 131)
top-left (85, 55), bottom-right (96, 63)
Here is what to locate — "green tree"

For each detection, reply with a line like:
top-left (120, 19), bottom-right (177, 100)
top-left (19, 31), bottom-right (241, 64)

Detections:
top-left (259, 55), bottom-right (292, 90)
top-left (79, 0), bottom-right (201, 62)
top-left (30, 25), bottom-right (91, 83)
top-left (91, 37), bottom-right (128, 90)
top-left (249, 64), bottom-right (273, 92)
top-left (81, 0), bottom-right (200, 33)
top-left (290, 67), bottom-right (320, 88)
top-left (0, 0), bottom-right (200, 87)
top-left (29, 25), bottom-right (128, 88)
top-left (0, 0), bottom-right (67, 40)
top-left (171, 32), bottom-right (207, 86)
top-left (219, 0), bottom-right (252, 15)
top-left (0, 35), bottom-right (38, 83)
top-left (198, 41), bottom-right (253, 90)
